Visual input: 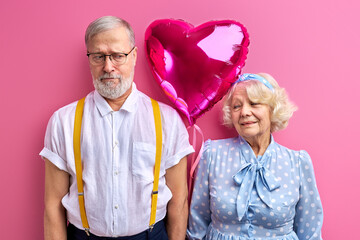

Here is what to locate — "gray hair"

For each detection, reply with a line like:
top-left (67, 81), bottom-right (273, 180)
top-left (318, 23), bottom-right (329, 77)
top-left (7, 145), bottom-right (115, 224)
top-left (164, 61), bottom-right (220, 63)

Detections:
top-left (85, 16), bottom-right (135, 48)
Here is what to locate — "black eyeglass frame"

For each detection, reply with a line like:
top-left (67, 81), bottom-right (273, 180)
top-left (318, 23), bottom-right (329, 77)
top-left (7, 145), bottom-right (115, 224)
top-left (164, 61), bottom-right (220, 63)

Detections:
top-left (87, 46), bottom-right (136, 65)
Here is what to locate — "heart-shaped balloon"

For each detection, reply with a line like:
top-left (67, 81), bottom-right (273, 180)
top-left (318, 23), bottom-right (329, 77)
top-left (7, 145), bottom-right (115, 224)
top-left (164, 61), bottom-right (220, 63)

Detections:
top-left (145, 19), bottom-right (249, 125)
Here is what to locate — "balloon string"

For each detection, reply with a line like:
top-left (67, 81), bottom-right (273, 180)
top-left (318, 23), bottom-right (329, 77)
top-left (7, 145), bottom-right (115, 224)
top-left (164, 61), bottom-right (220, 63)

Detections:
top-left (186, 124), bottom-right (204, 199)
top-left (191, 124), bottom-right (197, 167)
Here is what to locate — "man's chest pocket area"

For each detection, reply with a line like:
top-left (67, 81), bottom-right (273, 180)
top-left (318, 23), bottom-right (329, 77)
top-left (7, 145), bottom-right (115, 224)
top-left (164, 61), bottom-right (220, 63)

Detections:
top-left (131, 141), bottom-right (165, 183)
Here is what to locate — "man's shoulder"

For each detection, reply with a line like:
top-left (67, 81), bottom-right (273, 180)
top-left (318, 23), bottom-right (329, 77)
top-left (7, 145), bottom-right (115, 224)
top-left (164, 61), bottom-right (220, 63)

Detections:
top-left (137, 90), bottom-right (179, 115)
top-left (55, 100), bottom-right (77, 113)
top-left (51, 92), bottom-right (94, 119)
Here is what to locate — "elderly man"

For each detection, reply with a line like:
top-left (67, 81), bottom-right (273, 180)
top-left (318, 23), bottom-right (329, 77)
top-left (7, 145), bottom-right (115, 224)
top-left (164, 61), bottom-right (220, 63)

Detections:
top-left (40, 16), bottom-right (194, 240)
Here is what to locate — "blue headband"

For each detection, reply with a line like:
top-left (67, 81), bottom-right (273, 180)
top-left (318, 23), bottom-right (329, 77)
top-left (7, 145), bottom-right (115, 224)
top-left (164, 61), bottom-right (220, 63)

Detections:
top-left (235, 73), bottom-right (274, 92)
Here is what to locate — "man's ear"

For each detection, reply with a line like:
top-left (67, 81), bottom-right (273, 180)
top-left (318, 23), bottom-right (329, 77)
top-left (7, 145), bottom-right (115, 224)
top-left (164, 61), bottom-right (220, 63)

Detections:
top-left (132, 46), bottom-right (138, 66)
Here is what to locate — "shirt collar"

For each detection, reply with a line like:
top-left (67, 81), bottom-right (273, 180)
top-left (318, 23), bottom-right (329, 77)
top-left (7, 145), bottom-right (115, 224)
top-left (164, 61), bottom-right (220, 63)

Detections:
top-left (121, 82), bottom-right (138, 113)
top-left (94, 82), bottom-right (139, 117)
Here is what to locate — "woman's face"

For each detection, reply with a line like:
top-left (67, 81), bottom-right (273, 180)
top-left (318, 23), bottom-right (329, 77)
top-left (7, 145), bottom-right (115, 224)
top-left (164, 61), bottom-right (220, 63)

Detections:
top-left (231, 85), bottom-right (271, 143)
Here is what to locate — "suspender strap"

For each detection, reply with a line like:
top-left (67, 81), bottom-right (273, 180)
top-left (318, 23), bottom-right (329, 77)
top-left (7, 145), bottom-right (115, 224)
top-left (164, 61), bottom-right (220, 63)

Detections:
top-left (149, 98), bottom-right (163, 230)
top-left (73, 97), bottom-right (162, 235)
top-left (73, 97), bottom-right (90, 236)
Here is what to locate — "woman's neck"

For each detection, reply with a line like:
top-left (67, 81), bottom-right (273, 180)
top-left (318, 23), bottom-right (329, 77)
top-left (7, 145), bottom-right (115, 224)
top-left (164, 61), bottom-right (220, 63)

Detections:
top-left (243, 134), bottom-right (271, 157)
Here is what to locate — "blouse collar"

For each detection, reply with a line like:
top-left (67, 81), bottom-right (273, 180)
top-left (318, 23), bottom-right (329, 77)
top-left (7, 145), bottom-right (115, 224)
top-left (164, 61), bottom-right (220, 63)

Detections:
top-left (237, 135), bottom-right (276, 164)
top-left (233, 134), bottom-right (281, 221)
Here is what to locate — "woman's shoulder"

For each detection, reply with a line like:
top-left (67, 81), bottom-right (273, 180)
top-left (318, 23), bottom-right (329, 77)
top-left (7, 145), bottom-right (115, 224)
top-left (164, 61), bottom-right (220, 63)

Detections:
top-left (204, 137), bottom-right (239, 150)
top-left (272, 141), bottom-right (312, 165)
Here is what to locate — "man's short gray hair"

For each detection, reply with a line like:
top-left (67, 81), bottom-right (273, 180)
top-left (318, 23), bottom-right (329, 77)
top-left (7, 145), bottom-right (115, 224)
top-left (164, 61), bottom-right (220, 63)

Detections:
top-left (85, 16), bottom-right (135, 48)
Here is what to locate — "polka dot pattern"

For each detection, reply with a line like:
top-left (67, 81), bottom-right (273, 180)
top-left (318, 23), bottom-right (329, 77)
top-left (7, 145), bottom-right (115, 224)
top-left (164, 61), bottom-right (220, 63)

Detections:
top-left (187, 136), bottom-right (323, 240)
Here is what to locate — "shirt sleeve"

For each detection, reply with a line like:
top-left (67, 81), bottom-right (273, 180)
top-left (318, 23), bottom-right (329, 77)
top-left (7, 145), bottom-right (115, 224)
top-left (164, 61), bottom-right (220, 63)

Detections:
top-left (39, 111), bottom-right (68, 172)
top-left (294, 150), bottom-right (323, 240)
top-left (187, 140), bottom-right (212, 240)
top-left (161, 106), bottom-right (194, 169)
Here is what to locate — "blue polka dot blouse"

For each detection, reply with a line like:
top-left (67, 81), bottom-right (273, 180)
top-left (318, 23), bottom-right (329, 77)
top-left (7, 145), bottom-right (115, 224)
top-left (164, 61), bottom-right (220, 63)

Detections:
top-left (187, 136), bottom-right (323, 240)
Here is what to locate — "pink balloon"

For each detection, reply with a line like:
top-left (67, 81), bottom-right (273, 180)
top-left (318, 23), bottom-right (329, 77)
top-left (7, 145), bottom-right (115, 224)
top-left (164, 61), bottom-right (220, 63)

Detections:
top-left (145, 19), bottom-right (249, 125)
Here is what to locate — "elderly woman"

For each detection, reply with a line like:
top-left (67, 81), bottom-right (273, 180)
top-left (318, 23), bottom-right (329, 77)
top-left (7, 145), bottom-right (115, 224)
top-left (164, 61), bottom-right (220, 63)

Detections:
top-left (187, 73), bottom-right (323, 240)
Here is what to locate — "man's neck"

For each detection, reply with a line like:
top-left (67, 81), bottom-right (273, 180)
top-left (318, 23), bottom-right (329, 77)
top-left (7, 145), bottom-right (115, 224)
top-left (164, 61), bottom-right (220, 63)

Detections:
top-left (104, 85), bottom-right (132, 111)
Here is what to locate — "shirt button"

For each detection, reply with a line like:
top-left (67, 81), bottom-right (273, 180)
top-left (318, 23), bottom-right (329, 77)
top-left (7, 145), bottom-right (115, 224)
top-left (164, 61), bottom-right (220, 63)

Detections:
top-left (114, 205), bottom-right (118, 209)
top-left (114, 171), bottom-right (119, 175)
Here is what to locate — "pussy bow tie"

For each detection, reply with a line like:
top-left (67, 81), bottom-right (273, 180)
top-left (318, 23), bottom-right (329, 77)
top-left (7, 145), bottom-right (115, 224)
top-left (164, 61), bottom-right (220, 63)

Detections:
top-left (233, 158), bottom-right (280, 221)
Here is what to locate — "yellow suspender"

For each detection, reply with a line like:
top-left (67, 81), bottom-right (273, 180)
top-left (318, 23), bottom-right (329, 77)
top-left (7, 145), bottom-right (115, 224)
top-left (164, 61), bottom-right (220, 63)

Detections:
top-left (149, 98), bottom-right (163, 230)
top-left (73, 97), bottom-right (162, 235)
top-left (73, 97), bottom-right (90, 236)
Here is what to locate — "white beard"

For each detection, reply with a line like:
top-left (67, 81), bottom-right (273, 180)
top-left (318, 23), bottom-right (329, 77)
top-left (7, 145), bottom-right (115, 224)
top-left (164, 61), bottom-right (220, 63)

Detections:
top-left (93, 72), bottom-right (133, 99)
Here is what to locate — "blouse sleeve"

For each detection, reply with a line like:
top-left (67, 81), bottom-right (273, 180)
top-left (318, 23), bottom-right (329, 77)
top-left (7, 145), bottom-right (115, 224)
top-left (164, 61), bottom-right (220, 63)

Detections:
top-left (294, 150), bottom-right (323, 240)
top-left (187, 140), bottom-right (212, 240)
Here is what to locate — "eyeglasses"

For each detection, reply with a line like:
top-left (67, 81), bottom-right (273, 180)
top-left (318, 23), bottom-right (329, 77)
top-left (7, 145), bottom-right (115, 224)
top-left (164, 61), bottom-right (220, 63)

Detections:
top-left (87, 46), bottom-right (136, 66)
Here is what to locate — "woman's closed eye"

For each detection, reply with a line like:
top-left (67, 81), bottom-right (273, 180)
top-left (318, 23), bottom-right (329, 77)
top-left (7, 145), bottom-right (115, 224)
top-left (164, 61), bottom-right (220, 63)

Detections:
top-left (233, 104), bottom-right (241, 110)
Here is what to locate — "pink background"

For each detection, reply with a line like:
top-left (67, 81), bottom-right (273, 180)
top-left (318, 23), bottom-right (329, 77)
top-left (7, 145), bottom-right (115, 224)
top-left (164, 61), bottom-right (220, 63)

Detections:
top-left (1, 0), bottom-right (359, 239)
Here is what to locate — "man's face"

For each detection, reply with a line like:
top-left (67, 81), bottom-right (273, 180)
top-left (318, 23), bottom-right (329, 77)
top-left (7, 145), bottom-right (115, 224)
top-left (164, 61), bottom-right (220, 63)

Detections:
top-left (87, 27), bottom-right (137, 99)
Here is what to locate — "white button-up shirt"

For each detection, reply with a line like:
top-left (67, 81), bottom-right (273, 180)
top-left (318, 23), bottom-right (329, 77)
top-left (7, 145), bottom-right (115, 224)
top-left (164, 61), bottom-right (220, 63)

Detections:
top-left (40, 83), bottom-right (194, 237)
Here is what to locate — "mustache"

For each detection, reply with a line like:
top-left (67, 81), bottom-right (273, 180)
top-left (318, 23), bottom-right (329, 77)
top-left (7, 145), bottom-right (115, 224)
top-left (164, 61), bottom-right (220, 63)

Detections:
top-left (98, 73), bottom-right (122, 81)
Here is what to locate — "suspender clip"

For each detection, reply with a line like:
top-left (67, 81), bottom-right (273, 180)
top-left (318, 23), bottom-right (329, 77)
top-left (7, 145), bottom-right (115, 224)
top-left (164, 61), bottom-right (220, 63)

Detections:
top-left (149, 224), bottom-right (154, 232)
top-left (84, 228), bottom-right (90, 236)
top-left (152, 190), bottom-right (158, 195)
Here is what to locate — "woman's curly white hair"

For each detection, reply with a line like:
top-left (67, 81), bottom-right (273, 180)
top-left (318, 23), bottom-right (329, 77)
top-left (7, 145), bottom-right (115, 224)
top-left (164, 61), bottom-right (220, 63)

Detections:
top-left (222, 73), bottom-right (298, 133)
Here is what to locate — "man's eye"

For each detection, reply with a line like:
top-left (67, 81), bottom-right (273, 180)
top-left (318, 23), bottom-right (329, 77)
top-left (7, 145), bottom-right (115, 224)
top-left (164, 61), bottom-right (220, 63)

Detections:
top-left (113, 54), bottom-right (125, 60)
top-left (93, 55), bottom-right (104, 60)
